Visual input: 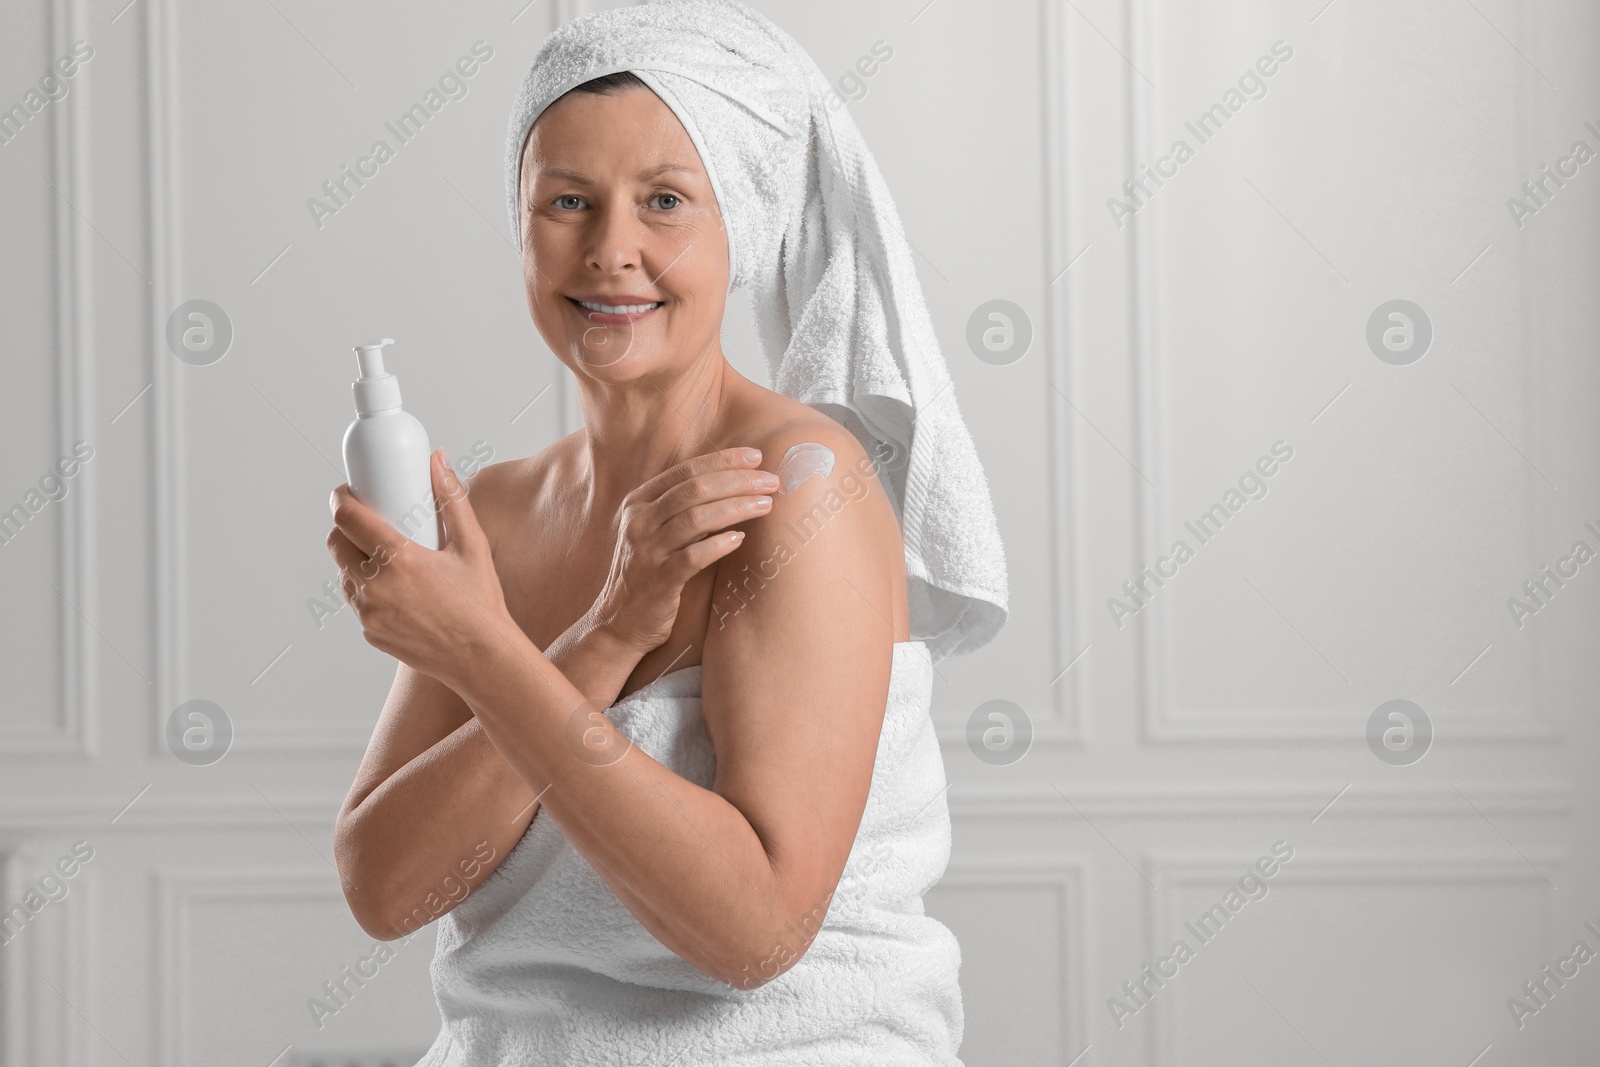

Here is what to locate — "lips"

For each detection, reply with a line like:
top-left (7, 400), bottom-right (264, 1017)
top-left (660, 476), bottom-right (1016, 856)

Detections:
top-left (566, 295), bottom-right (664, 325)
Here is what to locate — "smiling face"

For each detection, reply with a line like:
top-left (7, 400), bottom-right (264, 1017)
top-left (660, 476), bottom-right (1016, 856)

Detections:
top-left (517, 84), bottom-right (730, 384)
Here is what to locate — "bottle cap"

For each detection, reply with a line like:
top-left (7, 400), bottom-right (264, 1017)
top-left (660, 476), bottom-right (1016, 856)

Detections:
top-left (352, 338), bottom-right (402, 414)
top-left (354, 337), bottom-right (395, 378)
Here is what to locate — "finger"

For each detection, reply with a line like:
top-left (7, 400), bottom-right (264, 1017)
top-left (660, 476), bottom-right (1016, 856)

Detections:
top-left (651, 464), bottom-right (780, 519)
top-left (430, 449), bottom-right (488, 558)
top-left (325, 527), bottom-right (386, 601)
top-left (662, 529), bottom-right (747, 583)
top-left (325, 526), bottom-right (369, 575)
top-left (632, 447), bottom-right (764, 507)
top-left (659, 494), bottom-right (773, 550)
top-left (329, 484), bottom-right (403, 559)
top-left (324, 543), bottom-right (368, 606)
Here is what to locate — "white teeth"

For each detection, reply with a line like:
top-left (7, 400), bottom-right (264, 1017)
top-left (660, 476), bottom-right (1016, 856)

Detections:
top-left (576, 300), bottom-right (662, 315)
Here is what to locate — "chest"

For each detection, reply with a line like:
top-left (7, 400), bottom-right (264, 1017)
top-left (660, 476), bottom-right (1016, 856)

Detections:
top-left (491, 516), bottom-right (717, 695)
top-left (493, 527), bottom-right (609, 649)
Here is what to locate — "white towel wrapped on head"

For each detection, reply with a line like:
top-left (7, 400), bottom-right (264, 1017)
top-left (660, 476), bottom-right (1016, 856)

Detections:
top-left (504, 0), bottom-right (1009, 662)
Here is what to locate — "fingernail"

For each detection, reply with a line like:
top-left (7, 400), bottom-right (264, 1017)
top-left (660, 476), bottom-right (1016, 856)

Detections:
top-left (742, 448), bottom-right (762, 463)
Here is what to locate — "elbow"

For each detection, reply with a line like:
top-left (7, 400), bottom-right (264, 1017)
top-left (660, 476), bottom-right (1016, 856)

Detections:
top-left (346, 886), bottom-right (408, 942)
top-left (337, 861), bottom-right (405, 941)
top-left (344, 877), bottom-right (436, 942)
top-left (333, 810), bottom-right (472, 942)
top-left (720, 933), bottom-right (814, 992)
top-left (333, 812), bottom-right (409, 942)
top-left (716, 890), bottom-right (835, 992)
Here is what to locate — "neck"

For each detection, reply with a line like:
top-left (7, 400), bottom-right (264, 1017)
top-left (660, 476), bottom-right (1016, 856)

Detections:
top-left (575, 344), bottom-right (743, 516)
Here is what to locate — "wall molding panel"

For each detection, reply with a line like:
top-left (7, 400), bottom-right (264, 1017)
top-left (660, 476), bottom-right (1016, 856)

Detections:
top-left (942, 853), bottom-right (1091, 1064)
top-left (1119, 0), bottom-right (1557, 747)
top-left (2, 0), bottom-right (94, 761)
top-left (156, 867), bottom-right (340, 1067)
top-left (1143, 848), bottom-right (1560, 1066)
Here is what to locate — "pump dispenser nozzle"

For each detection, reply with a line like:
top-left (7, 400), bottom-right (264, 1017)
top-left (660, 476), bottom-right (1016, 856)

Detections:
top-left (351, 338), bottom-right (403, 415)
top-left (354, 337), bottom-right (395, 378)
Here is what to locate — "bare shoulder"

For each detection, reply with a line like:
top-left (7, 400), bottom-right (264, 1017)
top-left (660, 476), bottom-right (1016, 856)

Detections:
top-left (708, 389), bottom-right (907, 638)
top-left (727, 387), bottom-right (883, 500)
top-left (458, 432), bottom-right (581, 553)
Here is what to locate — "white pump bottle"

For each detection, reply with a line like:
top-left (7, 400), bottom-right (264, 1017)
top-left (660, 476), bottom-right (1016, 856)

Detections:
top-left (341, 338), bottom-right (441, 551)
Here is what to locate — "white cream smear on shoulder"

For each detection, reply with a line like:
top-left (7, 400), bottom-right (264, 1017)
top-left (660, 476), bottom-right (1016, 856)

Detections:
top-left (776, 442), bottom-right (835, 494)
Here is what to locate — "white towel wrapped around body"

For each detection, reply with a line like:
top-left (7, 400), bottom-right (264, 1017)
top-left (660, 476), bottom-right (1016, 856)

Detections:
top-left (415, 641), bottom-right (964, 1066)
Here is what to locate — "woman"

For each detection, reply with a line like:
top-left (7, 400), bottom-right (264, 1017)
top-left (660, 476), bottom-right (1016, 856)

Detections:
top-left (326, 1), bottom-right (1007, 1062)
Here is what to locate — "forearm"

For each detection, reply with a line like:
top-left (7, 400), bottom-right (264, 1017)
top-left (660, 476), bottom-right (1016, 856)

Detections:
top-left (341, 616), bottom-right (649, 934)
top-left (451, 628), bottom-right (786, 987)
top-left (341, 719), bottom-right (529, 937)
top-left (542, 607), bottom-right (648, 709)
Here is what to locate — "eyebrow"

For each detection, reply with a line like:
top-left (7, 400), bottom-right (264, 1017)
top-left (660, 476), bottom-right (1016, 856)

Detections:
top-left (535, 162), bottom-right (693, 184)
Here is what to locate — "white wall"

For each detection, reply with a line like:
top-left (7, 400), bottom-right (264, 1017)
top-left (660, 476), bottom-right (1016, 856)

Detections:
top-left (1, 0), bottom-right (1596, 1063)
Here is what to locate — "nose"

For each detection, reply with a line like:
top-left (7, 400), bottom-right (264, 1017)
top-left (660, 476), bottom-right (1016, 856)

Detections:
top-left (585, 197), bottom-right (646, 276)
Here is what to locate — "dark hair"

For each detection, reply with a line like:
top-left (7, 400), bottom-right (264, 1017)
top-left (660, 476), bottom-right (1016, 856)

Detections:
top-left (565, 70), bottom-right (648, 96)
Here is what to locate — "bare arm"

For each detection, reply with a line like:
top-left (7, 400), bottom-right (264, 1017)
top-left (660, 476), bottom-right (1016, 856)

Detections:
top-left (333, 616), bottom-right (644, 941)
top-left (442, 423), bottom-right (906, 989)
top-left (331, 449), bottom-right (775, 940)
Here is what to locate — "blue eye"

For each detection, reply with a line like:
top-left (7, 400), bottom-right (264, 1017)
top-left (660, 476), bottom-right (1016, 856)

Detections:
top-left (556, 195), bottom-right (583, 210)
top-left (653, 194), bottom-right (681, 210)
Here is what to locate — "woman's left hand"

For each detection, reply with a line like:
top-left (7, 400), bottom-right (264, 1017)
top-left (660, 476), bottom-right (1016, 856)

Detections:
top-left (326, 449), bottom-right (517, 688)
